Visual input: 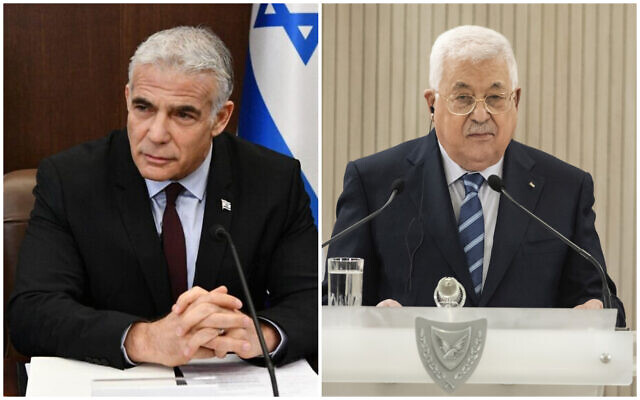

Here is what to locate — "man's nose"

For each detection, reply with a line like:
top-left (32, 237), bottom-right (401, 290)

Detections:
top-left (147, 113), bottom-right (170, 143)
top-left (470, 100), bottom-right (491, 123)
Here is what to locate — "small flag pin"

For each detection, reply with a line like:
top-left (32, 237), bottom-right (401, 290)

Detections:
top-left (529, 181), bottom-right (535, 188)
top-left (221, 199), bottom-right (232, 211)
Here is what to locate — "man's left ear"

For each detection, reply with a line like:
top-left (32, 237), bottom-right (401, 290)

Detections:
top-left (124, 84), bottom-right (131, 110)
top-left (211, 101), bottom-right (235, 138)
top-left (514, 88), bottom-right (522, 110)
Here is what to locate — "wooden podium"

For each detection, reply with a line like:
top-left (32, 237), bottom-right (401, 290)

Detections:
top-left (322, 307), bottom-right (634, 396)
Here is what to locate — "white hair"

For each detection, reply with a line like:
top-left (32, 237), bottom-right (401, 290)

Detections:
top-left (128, 26), bottom-right (233, 116)
top-left (429, 25), bottom-right (518, 90)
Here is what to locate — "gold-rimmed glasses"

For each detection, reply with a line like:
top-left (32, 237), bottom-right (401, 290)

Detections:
top-left (439, 91), bottom-right (516, 116)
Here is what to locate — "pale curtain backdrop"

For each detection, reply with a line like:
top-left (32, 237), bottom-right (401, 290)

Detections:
top-left (322, 4), bottom-right (635, 395)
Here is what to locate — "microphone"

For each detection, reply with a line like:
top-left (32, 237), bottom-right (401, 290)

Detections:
top-left (433, 277), bottom-right (466, 307)
top-left (487, 175), bottom-right (614, 309)
top-left (322, 179), bottom-right (405, 248)
top-left (211, 225), bottom-right (279, 397)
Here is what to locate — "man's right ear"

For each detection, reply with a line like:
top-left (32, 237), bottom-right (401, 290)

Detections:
top-left (424, 89), bottom-right (436, 114)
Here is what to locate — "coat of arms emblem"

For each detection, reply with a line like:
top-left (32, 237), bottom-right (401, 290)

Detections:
top-left (415, 317), bottom-right (487, 392)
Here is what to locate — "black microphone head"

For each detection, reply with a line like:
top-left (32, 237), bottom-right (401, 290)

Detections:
top-left (390, 178), bottom-right (405, 195)
top-left (487, 175), bottom-right (504, 192)
top-left (210, 224), bottom-right (227, 241)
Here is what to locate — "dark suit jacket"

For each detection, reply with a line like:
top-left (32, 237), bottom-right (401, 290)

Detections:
top-left (8, 130), bottom-right (318, 369)
top-left (326, 130), bottom-right (625, 326)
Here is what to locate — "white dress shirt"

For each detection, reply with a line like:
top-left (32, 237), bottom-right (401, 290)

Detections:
top-left (438, 142), bottom-right (504, 286)
top-left (145, 145), bottom-right (211, 288)
top-left (122, 143), bottom-right (284, 364)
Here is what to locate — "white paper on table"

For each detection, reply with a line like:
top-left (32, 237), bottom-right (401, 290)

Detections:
top-left (26, 356), bottom-right (175, 396)
top-left (93, 356), bottom-right (319, 396)
top-left (27, 357), bottom-right (175, 396)
top-left (178, 355), bottom-right (319, 396)
top-left (26, 355), bottom-right (318, 396)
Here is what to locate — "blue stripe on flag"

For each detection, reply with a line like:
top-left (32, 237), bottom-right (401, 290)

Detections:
top-left (238, 53), bottom-right (318, 226)
top-left (253, 4), bottom-right (318, 65)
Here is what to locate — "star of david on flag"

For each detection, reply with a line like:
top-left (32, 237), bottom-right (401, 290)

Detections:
top-left (238, 4), bottom-right (318, 226)
top-left (253, 4), bottom-right (318, 65)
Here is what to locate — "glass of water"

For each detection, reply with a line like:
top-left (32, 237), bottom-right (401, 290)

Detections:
top-left (328, 257), bottom-right (364, 306)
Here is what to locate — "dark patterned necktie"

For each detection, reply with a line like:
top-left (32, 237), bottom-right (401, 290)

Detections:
top-left (458, 173), bottom-right (485, 296)
top-left (162, 182), bottom-right (187, 302)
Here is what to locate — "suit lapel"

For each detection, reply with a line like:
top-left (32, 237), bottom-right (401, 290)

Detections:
top-left (110, 131), bottom-right (173, 314)
top-left (410, 131), bottom-right (481, 305)
top-left (193, 133), bottom-right (234, 289)
top-left (479, 141), bottom-right (544, 306)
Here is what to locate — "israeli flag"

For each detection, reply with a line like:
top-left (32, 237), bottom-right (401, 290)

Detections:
top-left (238, 3), bottom-right (318, 226)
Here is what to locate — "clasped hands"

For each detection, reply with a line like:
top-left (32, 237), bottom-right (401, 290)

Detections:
top-left (124, 285), bottom-right (279, 367)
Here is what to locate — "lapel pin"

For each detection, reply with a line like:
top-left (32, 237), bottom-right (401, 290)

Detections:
top-left (529, 181), bottom-right (535, 188)
top-left (221, 199), bottom-right (232, 211)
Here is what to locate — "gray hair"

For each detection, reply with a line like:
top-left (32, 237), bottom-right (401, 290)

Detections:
top-left (128, 26), bottom-right (234, 116)
top-left (429, 25), bottom-right (518, 90)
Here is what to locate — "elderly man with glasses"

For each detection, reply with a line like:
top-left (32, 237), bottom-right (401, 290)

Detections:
top-left (325, 25), bottom-right (625, 327)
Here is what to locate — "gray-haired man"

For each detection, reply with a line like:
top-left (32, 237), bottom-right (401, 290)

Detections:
top-left (9, 26), bottom-right (318, 368)
top-left (326, 25), bottom-right (625, 326)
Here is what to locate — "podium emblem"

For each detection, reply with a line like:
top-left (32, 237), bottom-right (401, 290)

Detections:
top-left (415, 317), bottom-right (487, 393)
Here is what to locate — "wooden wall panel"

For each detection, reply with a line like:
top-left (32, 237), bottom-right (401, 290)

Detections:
top-left (389, 5), bottom-right (405, 147)
top-left (404, 4), bottom-right (419, 144)
top-left (4, 4), bottom-right (252, 173)
top-left (333, 4), bottom-right (350, 228)
top-left (567, 4), bottom-right (583, 168)
top-left (322, 8), bottom-right (637, 387)
top-left (322, 4), bottom-right (337, 227)
top-left (582, 5), bottom-right (597, 174)
top-left (362, 5), bottom-right (378, 157)
top-left (349, 4), bottom-right (364, 162)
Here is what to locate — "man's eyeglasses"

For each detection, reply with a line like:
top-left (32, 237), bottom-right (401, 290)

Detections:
top-left (439, 91), bottom-right (516, 116)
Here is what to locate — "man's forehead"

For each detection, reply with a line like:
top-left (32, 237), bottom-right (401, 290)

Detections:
top-left (441, 57), bottom-right (510, 91)
top-left (132, 62), bottom-right (215, 78)
top-left (450, 80), bottom-right (507, 91)
top-left (130, 64), bottom-right (216, 104)
top-left (131, 64), bottom-right (216, 89)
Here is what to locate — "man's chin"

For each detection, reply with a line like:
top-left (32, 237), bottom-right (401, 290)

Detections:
top-left (459, 153), bottom-right (502, 172)
top-left (137, 165), bottom-right (177, 182)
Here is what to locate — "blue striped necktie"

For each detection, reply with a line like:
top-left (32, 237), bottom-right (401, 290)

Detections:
top-left (458, 173), bottom-right (485, 296)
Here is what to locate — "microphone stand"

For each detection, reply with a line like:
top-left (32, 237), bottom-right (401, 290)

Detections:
top-left (212, 226), bottom-right (279, 396)
top-left (322, 179), bottom-right (404, 248)
top-left (488, 175), bottom-right (614, 309)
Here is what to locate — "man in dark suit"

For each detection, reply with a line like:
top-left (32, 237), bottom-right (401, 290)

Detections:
top-left (8, 26), bottom-right (317, 369)
top-left (326, 25), bottom-right (624, 326)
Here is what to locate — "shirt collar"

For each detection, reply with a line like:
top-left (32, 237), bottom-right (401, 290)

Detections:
top-left (437, 141), bottom-right (504, 186)
top-left (145, 142), bottom-right (212, 201)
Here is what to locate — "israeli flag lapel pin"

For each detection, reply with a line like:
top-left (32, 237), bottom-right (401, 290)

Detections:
top-left (221, 199), bottom-right (232, 211)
